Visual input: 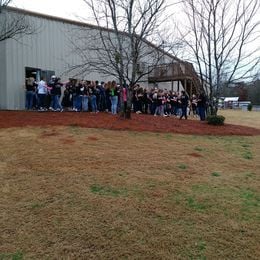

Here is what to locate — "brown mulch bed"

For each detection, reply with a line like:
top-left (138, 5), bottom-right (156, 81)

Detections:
top-left (0, 111), bottom-right (260, 136)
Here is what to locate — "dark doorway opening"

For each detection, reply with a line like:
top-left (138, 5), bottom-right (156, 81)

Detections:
top-left (25, 67), bottom-right (55, 82)
top-left (25, 67), bottom-right (41, 81)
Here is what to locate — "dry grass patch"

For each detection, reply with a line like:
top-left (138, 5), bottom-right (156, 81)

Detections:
top-left (0, 127), bottom-right (259, 259)
top-left (219, 109), bottom-right (260, 129)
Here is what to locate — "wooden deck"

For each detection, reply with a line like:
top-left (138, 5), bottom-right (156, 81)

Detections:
top-left (148, 62), bottom-right (202, 95)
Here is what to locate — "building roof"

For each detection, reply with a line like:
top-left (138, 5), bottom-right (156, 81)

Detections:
top-left (224, 97), bottom-right (239, 102)
top-left (5, 6), bottom-right (181, 62)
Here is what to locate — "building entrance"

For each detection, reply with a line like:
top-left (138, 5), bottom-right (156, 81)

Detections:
top-left (25, 67), bottom-right (55, 82)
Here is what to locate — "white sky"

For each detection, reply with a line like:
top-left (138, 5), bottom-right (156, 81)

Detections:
top-left (11, 0), bottom-right (91, 21)
top-left (11, 0), bottom-right (179, 23)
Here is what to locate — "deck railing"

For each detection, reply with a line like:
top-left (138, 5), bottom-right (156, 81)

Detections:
top-left (148, 62), bottom-right (199, 82)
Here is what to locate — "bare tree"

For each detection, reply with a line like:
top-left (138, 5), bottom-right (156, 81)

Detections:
top-left (0, 0), bottom-right (35, 42)
top-left (177, 0), bottom-right (260, 114)
top-left (71, 0), bottom-right (168, 83)
top-left (0, 0), bottom-right (11, 10)
top-left (68, 0), bottom-right (170, 117)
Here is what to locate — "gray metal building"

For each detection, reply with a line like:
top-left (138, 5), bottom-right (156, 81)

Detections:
top-left (0, 7), bottom-right (177, 110)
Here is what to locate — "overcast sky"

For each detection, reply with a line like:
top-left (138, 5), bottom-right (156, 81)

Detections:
top-left (11, 0), bottom-right (179, 23)
top-left (11, 0), bottom-right (89, 20)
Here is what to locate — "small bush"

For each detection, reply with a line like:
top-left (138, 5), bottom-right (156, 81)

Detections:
top-left (178, 163), bottom-right (188, 170)
top-left (247, 103), bottom-right (253, 111)
top-left (206, 115), bottom-right (225, 125)
top-left (211, 172), bottom-right (221, 177)
top-left (243, 151), bottom-right (253, 160)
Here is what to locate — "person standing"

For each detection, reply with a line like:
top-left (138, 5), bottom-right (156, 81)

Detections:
top-left (80, 81), bottom-right (88, 112)
top-left (110, 80), bottom-right (119, 115)
top-left (62, 82), bottom-right (73, 110)
top-left (154, 90), bottom-right (164, 116)
top-left (197, 92), bottom-right (207, 121)
top-left (142, 88), bottom-right (150, 114)
top-left (75, 80), bottom-right (84, 112)
top-left (191, 94), bottom-right (198, 117)
top-left (150, 88), bottom-right (158, 115)
top-left (49, 76), bottom-right (63, 111)
top-left (179, 90), bottom-right (189, 120)
top-left (136, 87), bottom-right (143, 114)
top-left (105, 82), bottom-right (111, 112)
top-left (89, 81), bottom-right (98, 113)
top-left (25, 77), bottom-right (37, 110)
top-left (122, 84), bottom-right (128, 115)
top-left (95, 80), bottom-right (101, 111)
top-left (170, 91), bottom-right (178, 116)
top-left (37, 77), bottom-right (47, 111)
top-left (48, 75), bottom-right (56, 110)
top-left (54, 77), bottom-right (63, 111)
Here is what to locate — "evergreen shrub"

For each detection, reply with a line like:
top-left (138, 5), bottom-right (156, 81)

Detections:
top-left (247, 103), bottom-right (253, 111)
top-left (207, 115), bottom-right (225, 125)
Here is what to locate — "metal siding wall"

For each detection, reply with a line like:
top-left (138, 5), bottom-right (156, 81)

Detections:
top-left (6, 38), bottom-right (19, 109)
top-left (0, 40), bottom-right (7, 109)
top-left (4, 15), bottom-right (68, 109)
top-left (3, 10), bottom-right (172, 109)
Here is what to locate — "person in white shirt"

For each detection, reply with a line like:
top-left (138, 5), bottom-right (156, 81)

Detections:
top-left (37, 77), bottom-right (47, 110)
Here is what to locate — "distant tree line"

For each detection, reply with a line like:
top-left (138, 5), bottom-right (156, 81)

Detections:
top-left (221, 79), bottom-right (260, 105)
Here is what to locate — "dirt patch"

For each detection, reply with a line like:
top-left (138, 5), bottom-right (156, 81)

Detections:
top-left (187, 153), bottom-right (203, 158)
top-left (1, 111), bottom-right (260, 136)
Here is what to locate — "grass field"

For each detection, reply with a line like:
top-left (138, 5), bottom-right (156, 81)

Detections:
top-left (0, 110), bottom-right (259, 259)
top-left (219, 109), bottom-right (260, 129)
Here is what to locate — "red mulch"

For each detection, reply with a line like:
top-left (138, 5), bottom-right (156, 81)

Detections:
top-left (0, 111), bottom-right (260, 136)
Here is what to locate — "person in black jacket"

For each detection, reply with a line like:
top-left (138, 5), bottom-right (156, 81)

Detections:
top-left (62, 83), bottom-right (73, 109)
top-left (49, 76), bottom-right (63, 111)
top-left (197, 92), bottom-right (207, 121)
top-left (170, 91), bottom-right (178, 116)
top-left (179, 90), bottom-right (189, 120)
top-left (75, 80), bottom-right (84, 112)
top-left (25, 77), bottom-right (37, 110)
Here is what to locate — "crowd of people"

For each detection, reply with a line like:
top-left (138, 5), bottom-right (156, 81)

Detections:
top-left (132, 86), bottom-right (207, 121)
top-left (24, 76), bottom-right (207, 120)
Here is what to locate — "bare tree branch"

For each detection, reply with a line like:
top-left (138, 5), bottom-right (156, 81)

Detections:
top-left (0, 4), bottom-right (36, 42)
top-left (67, 0), bottom-right (168, 87)
top-left (176, 0), bottom-right (260, 114)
